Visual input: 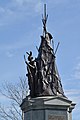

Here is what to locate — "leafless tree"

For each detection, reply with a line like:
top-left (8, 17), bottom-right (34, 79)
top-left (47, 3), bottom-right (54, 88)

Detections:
top-left (0, 78), bottom-right (29, 120)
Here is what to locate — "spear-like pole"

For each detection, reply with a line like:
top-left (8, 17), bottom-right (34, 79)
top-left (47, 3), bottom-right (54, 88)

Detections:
top-left (42, 4), bottom-right (48, 37)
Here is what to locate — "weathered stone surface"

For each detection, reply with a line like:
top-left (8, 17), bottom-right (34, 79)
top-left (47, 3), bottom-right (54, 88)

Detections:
top-left (20, 96), bottom-right (75, 120)
top-left (48, 115), bottom-right (65, 120)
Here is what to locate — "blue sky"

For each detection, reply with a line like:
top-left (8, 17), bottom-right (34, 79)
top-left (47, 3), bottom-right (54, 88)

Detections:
top-left (0, 0), bottom-right (80, 119)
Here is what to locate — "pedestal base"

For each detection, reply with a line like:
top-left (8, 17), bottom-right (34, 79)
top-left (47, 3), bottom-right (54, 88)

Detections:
top-left (20, 96), bottom-right (75, 120)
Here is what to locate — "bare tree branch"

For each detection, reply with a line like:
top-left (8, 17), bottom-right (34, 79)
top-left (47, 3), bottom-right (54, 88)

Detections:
top-left (0, 78), bottom-right (28, 120)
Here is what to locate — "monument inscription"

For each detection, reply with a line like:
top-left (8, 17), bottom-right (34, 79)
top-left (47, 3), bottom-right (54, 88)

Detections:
top-left (48, 115), bottom-right (65, 120)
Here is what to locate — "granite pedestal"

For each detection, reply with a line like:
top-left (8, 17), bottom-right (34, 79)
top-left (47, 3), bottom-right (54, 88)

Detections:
top-left (20, 96), bottom-right (75, 120)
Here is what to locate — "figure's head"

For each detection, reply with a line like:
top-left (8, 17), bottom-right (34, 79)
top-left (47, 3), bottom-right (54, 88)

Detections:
top-left (45, 32), bottom-right (53, 45)
top-left (47, 32), bottom-right (53, 40)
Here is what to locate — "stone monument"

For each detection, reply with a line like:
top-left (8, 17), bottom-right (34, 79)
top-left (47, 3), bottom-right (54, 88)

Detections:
top-left (20, 4), bottom-right (76, 120)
